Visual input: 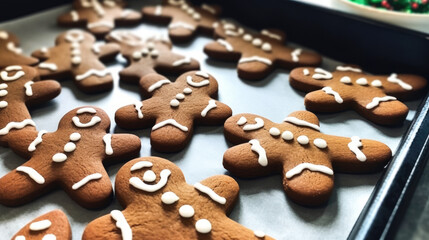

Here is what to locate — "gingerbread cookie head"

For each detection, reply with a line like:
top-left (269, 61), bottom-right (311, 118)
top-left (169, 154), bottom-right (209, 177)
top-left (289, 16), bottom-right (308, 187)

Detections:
top-left (142, 0), bottom-right (222, 43)
top-left (11, 210), bottom-right (71, 240)
top-left (0, 106), bottom-right (141, 209)
top-left (83, 157), bottom-right (273, 239)
top-left (105, 30), bottom-right (200, 84)
top-left (115, 71), bottom-right (232, 152)
top-left (223, 111), bottom-right (392, 206)
top-left (289, 66), bottom-right (427, 125)
top-left (0, 65), bottom-right (61, 147)
top-left (58, 0), bottom-right (142, 37)
top-left (0, 30), bottom-right (38, 68)
top-left (204, 21), bottom-right (322, 80)
top-left (32, 29), bottom-right (120, 93)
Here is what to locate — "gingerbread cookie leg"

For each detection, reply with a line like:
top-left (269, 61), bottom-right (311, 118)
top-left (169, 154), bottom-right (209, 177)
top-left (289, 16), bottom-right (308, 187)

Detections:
top-left (71, 62), bottom-right (114, 93)
top-left (150, 117), bottom-right (194, 152)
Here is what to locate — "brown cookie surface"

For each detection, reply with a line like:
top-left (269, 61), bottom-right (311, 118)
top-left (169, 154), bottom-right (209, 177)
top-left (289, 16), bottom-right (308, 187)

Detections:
top-left (32, 30), bottom-right (120, 93)
top-left (11, 210), bottom-right (71, 240)
top-left (115, 71), bottom-right (232, 152)
top-left (0, 106), bottom-right (141, 209)
top-left (223, 111), bottom-right (392, 206)
top-left (0, 31), bottom-right (39, 68)
top-left (57, 0), bottom-right (142, 37)
top-left (0, 65), bottom-right (61, 147)
top-left (204, 21), bottom-right (322, 80)
top-left (289, 66), bottom-right (427, 125)
top-left (142, 0), bottom-right (221, 43)
top-left (105, 30), bottom-right (200, 84)
top-left (83, 157), bottom-right (274, 239)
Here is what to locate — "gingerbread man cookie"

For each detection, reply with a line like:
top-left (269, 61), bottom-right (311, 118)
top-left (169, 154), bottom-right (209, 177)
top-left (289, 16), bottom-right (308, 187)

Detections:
top-left (203, 21), bottom-right (322, 80)
top-left (11, 210), bottom-right (71, 240)
top-left (0, 65), bottom-right (61, 148)
top-left (32, 29), bottom-right (120, 93)
top-left (289, 66), bottom-right (427, 125)
top-left (83, 157), bottom-right (273, 239)
top-left (105, 30), bottom-right (200, 84)
top-left (142, 0), bottom-right (221, 43)
top-left (223, 111), bottom-right (392, 206)
top-left (58, 0), bottom-right (142, 37)
top-left (115, 71), bottom-right (232, 152)
top-left (0, 30), bottom-right (38, 68)
top-left (0, 106), bottom-right (141, 209)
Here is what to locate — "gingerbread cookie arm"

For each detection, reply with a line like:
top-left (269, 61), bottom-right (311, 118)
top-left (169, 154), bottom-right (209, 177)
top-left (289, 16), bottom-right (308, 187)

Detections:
top-left (195, 99), bottom-right (233, 125)
top-left (115, 8), bottom-right (142, 24)
top-left (203, 39), bottom-right (242, 61)
top-left (120, 64), bottom-right (157, 84)
top-left (115, 98), bottom-right (160, 130)
top-left (31, 48), bottom-right (51, 61)
top-left (223, 113), bottom-right (274, 144)
top-left (139, 73), bottom-right (172, 97)
top-left (198, 175), bottom-right (239, 214)
top-left (96, 42), bottom-right (120, 62)
top-left (7, 128), bottom-right (39, 158)
top-left (276, 48), bottom-right (322, 70)
top-left (82, 213), bottom-right (122, 240)
top-left (12, 210), bottom-right (72, 240)
top-left (353, 97), bottom-right (408, 125)
top-left (376, 73), bottom-right (427, 100)
top-left (102, 133), bottom-right (141, 162)
top-left (57, 10), bottom-right (86, 28)
top-left (25, 80), bottom-right (61, 106)
top-left (304, 89), bottom-right (352, 113)
top-left (289, 67), bottom-right (330, 91)
top-left (153, 47), bottom-right (200, 75)
top-left (0, 31), bottom-right (39, 67)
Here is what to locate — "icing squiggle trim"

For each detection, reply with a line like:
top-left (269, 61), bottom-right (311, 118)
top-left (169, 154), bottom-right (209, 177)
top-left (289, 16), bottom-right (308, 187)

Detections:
top-left (322, 87), bottom-right (343, 104)
top-left (187, 76), bottom-right (209, 87)
top-left (249, 139), bottom-right (268, 166)
top-left (348, 136), bottom-right (366, 161)
top-left (72, 116), bottom-right (101, 128)
top-left (130, 161), bottom-right (153, 171)
top-left (7, 42), bottom-right (22, 54)
top-left (291, 48), bottom-right (302, 62)
top-left (286, 163), bottom-right (333, 179)
top-left (148, 79), bottom-right (171, 92)
top-left (243, 117), bottom-right (264, 131)
top-left (387, 73), bottom-right (412, 90)
top-left (71, 10), bottom-right (79, 21)
top-left (217, 39), bottom-right (233, 52)
top-left (29, 220), bottom-right (52, 231)
top-left (239, 56), bottom-right (272, 66)
top-left (16, 166), bottom-right (45, 184)
top-left (172, 57), bottom-right (191, 67)
top-left (24, 81), bottom-right (34, 96)
top-left (201, 100), bottom-right (217, 117)
top-left (1, 69), bottom-right (25, 81)
top-left (202, 4), bottom-right (216, 14)
top-left (103, 134), bottom-right (113, 155)
top-left (169, 22), bottom-right (195, 30)
top-left (284, 116), bottom-right (320, 131)
top-left (28, 130), bottom-right (48, 152)
top-left (133, 101), bottom-right (144, 119)
top-left (76, 69), bottom-right (111, 81)
top-left (336, 66), bottom-right (362, 72)
top-left (0, 119), bottom-right (36, 135)
top-left (87, 21), bottom-right (114, 29)
top-left (365, 96), bottom-right (397, 109)
top-left (194, 182), bottom-right (226, 204)
top-left (261, 29), bottom-right (282, 40)
top-left (38, 63), bottom-right (58, 72)
top-left (312, 68), bottom-right (333, 80)
top-left (152, 119), bottom-right (188, 132)
top-left (72, 173), bottom-right (103, 190)
top-left (111, 210), bottom-right (132, 240)
top-left (77, 107), bottom-right (97, 114)
top-left (130, 169), bottom-right (171, 192)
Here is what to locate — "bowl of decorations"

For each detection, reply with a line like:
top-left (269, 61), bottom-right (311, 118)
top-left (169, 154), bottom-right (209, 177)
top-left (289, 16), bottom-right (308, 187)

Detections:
top-left (338, 0), bottom-right (429, 33)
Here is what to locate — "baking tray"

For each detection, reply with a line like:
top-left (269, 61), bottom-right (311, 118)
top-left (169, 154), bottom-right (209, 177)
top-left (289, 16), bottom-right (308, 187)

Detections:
top-left (0, 0), bottom-right (428, 239)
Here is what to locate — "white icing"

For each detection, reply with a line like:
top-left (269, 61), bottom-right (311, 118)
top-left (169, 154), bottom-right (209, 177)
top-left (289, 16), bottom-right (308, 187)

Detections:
top-left (313, 138), bottom-right (327, 149)
top-left (194, 182), bottom-right (226, 204)
top-left (76, 69), bottom-right (111, 81)
top-left (152, 119), bottom-right (188, 132)
top-left (155, 5), bottom-right (162, 15)
top-left (237, 116), bottom-right (247, 125)
top-left (133, 101), bottom-right (144, 119)
top-left (87, 21), bottom-right (114, 29)
top-left (371, 80), bottom-right (382, 87)
top-left (202, 4), bottom-right (216, 14)
top-left (0, 83), bottom-right (7, 89)
top-left (281, 131), bottom-right (293, 141)
top-left (195, 219), bottom-right (212, 234)
top-left (249, 139), bottom-right (268, 167)
top-left (71, 10), bottom-right (79, 21)
top-left (16, 166), bottom-right (45, 184)
top-left (161, 191), bottom-right (179, 204)
top-left (72, 173), bottom-right (102, 190)
top-left (0, 119), bottom-right (36, 135)
top-left (239, 56), bottom-right (272, 66)
top-left (297, 135), bottom-right (309, 145)
top-left (92, 43), bottom-right (103, 54)
top-left (24, 81), bottom-right (34, 96)
top-left (40, 47), bottom-right (48, 53)
top-left (38, 63), bottom-right (58, 71)
top-left (322, 87), bottom-right (343, 104)
top-left (348, 136), bottom-right (367, 162)
top-left (65, 30), bottom-right (84, 43)
top-left (183, 87), bottom-right (192, 94)
top-left (172, 57), bottom-right (191, 67)
top-left (291, 48), bottom-right (302, 62)
top-left (303, 69), bottom-right (310, 76)
top-left (261, 29), bottom-right (282, 40)
top-left (0, 89), bottom-right (7, 97)
top-left (143, 170), bottom-right (156, 182)
top-left (243, 34), bottom-right (253, 41)
top-left (284, 116), bottom-right (320, 131)
top-left (169, 22), bottom-right (195, 30)
top-left (77, 107), bottom-right (97, 114)
top-left (7, 42), bottom-right (22, 54)
top-left (176, 93), bottom-right (185, 100)
top-left (14, 236), bottom-right (25, 240)
top-left (29, 220), bottom-right (52, 231)
top-left (187, 76), bottom-right (210, 87)
top-left (1, 69), bottom-right (25, 81)
top-left (64, 142), bottom-right (76, 152)
top-left (28, 130), bottom-right (47, 152)
top-left (42, 234), bottom-right (56, 240)
top-left (0, 101), bottom-right (8, 108)
top-left (132, 51), bottom-right (141, 60)
top-left (103, 134), bottom-right (113, 155)
top-left (366, 96), bottom-right (397, 109)
top-left (0, 31), bottom-right (8, 39)
top-left (130, 169), bottom-right (171, 192)
top-left (312, 68), bottom-right (333, 80)
top-left (252, 38), bottom-right (262, 47)
top-left (170, 99), bottom-right (180, 107)
top-left (243, 117), bottom-right (264, 131)
top-left (5, 65), bottom-right (22, 71)
top-left (356, 78), bottom-right (368, 85)
top-left (217, 39), bottom-right (233, 52)
top-left (336, 66), bottom-right (362, 72)
top-left (179, 205), bottom-right (195, 218)
top-left (70, 132), bottom-right (81, 141)
top-left (269, 127), bottom-right (280, 137)
top-left (201, 100), bottom-right (217, 117)
top-left (286, 163), bottom-right (334, 179)
top-left (148, 79), bottom-right (171, 92)
top-left (254, 230), bottom-right (266, 238)
top-left (261, 43), bottom-right (272, 52)
top-left (121, 9), bottom-right (132, 18)
top-left (340, 76), bottom-right (352, 84)
top-left (52, 153), bottom-right (67, 162)
top-left (225, 28), bottom-right (244, 37)
top-left (387, 73), bottom-right (412, 90)
top-left (111, 210), bottom-right (132, 240)
top-left (72, 116), bottom-right (101, 128)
